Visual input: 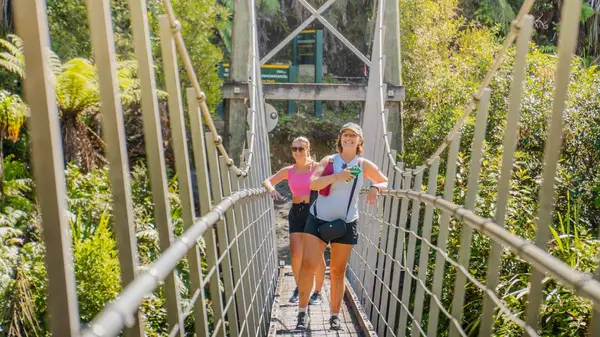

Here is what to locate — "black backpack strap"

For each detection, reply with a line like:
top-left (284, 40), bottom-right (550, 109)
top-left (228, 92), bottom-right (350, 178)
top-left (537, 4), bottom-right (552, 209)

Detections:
top-left (314, 155), bottom-right (359, 222)
top-left (344, 177), bottom-right (358, 221)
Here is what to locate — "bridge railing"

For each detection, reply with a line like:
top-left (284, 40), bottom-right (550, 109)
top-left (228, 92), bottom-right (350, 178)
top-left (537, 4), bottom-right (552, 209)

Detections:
top-left (349, 0), bottom-right (600, 336)
top-left (14, 0), bottom-right (277, 336)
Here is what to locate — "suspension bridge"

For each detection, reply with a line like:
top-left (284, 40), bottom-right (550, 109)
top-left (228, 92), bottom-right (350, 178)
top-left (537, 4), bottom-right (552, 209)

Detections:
top-left (12, 0), bottom-right (600, 336)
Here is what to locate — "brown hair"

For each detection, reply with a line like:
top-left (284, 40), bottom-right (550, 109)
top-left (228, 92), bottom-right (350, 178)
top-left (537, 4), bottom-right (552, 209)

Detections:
top-left (336, 134), bottom-right (364, 155)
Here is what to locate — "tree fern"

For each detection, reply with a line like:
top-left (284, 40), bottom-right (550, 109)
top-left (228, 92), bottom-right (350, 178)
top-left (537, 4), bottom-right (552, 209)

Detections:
top-left (0, 34), bottom-right (61, 80)
top-left (55, 58), bottom-right (100, 115)
top-left (0, 34), bottom-right (24, 79)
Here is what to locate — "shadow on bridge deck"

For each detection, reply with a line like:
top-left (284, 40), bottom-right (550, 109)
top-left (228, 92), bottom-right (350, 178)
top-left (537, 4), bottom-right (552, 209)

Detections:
top-left (269, 266), bottom-right (366, 336)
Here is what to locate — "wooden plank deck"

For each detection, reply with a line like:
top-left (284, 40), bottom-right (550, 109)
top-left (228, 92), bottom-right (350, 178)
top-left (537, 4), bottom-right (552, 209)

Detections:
top-left (269, 266), bottom-right (366, 336)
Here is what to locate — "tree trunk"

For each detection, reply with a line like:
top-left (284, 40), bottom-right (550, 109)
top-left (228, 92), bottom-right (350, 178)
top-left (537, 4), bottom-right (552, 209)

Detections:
top-left (61, 113), bottom-right (98, 172)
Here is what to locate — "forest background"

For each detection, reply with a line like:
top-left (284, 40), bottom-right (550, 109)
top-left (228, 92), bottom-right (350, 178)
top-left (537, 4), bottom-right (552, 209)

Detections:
top-left (0, 0), bottom-right (599, 335)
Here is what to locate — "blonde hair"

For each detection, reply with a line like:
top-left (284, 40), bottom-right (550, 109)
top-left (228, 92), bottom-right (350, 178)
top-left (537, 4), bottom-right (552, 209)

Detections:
top-left (291, 136), bottom-right (315, 166)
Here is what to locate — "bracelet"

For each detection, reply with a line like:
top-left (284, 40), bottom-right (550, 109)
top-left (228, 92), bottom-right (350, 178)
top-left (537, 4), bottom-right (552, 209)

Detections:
top-left (371, 186), bottom-right (380, 193)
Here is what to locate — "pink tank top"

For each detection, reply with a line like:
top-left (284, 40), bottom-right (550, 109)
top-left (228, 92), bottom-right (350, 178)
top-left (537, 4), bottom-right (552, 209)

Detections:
top-left (288, 164), bottom-right (315, 197)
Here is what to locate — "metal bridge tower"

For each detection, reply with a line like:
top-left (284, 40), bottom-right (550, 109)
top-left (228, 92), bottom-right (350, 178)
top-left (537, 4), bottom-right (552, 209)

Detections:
top-left (224, 0), bottom-right (405, 160)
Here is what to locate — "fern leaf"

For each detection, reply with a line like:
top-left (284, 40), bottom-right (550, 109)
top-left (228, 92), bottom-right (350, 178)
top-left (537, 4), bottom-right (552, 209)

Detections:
top-left (0, 37), bottom-right (19, 56)
top-left (0, 60), bottom-right (25, 78)
top-left (7, 34), bottom-right (24, 52)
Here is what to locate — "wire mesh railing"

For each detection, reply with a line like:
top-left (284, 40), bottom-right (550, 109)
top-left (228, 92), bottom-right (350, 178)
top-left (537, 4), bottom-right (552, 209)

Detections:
top-left (14, 0), bottom-right (277, 336)
top-left (349, 0), bottom-right (600, 336)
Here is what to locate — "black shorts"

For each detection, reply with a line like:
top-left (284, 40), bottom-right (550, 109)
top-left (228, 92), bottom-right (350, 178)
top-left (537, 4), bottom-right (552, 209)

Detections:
top-left (288, 202), bottom-right (311, 234)
top-left (304, 213), bottom-right (358, 245)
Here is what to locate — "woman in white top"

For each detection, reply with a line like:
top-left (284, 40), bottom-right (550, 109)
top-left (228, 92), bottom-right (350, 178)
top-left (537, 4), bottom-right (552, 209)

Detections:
top-left (295, 122), bottom-right (388, 330)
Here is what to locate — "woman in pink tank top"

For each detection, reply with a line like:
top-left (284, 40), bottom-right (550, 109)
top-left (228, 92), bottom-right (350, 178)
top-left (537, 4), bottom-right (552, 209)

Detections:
top-left (263, 136), bottom-right (326, 304)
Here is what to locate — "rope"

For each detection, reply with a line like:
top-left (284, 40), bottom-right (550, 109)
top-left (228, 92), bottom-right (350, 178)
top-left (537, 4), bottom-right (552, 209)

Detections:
top-left (161, 0), bottom-right (261, 177)
top-left (377, 190), bottom-right (600, 303)
top-left (360, 210), bottom-right (538, 336)
top-left (354, 229), bottom-right (466, 337)
top-left (81, 188), bottom-right (267, 337)
top-left (375, 0), bottom-right (537, 177)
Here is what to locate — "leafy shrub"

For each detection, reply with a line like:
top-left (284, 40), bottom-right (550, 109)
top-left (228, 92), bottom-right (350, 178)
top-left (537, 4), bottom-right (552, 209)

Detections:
top-left (399, 0), bottom-right (600, 335)
top-left (71, 211), bottom-right (121, 322)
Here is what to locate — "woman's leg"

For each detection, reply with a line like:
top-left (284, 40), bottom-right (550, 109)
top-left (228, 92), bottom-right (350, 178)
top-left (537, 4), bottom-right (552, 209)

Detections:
top-left (329, 243), bottom-right (354, 314)
top-left (289, 233), bottom-right (304, 286)
top-left (314, 254), bottom-right (326, 293)
top-left (297, 234), bottom-right (327, 309)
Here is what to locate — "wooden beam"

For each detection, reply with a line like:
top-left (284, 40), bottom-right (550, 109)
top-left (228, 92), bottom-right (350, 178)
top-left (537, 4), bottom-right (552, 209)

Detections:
top-left (222, 83), bottom-right (405, 102)
top-left (224, 0), bottom-right (250, 165)
top-left (384, 0), bottom-right (404, 155)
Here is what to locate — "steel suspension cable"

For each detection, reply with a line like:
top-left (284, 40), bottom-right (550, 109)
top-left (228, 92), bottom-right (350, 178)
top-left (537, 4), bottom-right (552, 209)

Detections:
top-left (161, 0), bottom-right (261, 177)
top-left (375, 0), bottom-right (536, 176)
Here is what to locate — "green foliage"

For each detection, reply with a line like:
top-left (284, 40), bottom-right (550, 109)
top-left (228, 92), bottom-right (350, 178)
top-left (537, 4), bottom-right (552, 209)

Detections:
top-left (0, 87), bottom-right (28, 203)
top-left (46, 0), bottom-right (93, 60)
top-left (0, 34), bottom-right (24, 79)
top-left (55, 57), bottom-right (151, 115)
top-left (1, 241), bottom-right (47, 337)
top-left (0, 161), bottom-right (198, 335)
top-left (71, 210), bottom-right (121, 323)
top-left (0, 90), bottom-right (26, 142)
top-left (493, 196), bottom-right (599, 336)
top-left (65, 164), bottom-right (113, 231)
top-left (400, 0), bottom-right (600, 335)
top-left (44, 0), bottom-right (226, 110)
top-left (471, 0), bottom-right (516, 33)
top-left (216, 0), bottom-right (278, 55)
top-left (160, 0), bottom-right (228, 109)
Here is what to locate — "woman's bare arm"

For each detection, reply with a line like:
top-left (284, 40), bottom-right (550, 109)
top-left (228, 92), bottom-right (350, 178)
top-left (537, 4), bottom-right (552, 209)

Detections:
top-left (362, 159), bottom-right (388, 204)
top-left (363, 159), bottom-right (388, 190)
top-left (263, 166), bottom-right (291, 192)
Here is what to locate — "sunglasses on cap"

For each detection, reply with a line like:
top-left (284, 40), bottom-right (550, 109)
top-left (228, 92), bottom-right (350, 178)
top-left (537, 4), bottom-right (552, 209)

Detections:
top-left (291, 146), bottom-right (306, 152)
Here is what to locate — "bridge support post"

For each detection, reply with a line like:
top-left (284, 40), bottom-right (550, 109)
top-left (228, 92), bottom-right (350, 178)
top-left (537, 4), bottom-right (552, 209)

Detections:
top-left (383, 0), bottom-right (403, 156)
top-left (14, 1), bottom-right (81, 336)
top-left (225, 0), bottom-right (251, 165)
top-left (361, 0), bottom-right (385, 163)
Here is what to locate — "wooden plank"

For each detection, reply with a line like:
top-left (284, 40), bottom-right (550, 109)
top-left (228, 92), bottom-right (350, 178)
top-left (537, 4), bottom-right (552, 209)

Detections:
top-left (223, 83), bottom-right (405, 102)
top-left (272, 266), bottom-right (366, 336)
top-left (345, 278), bottom-right (378, 337)
top-left (267, 267), bottom-right (284, 337)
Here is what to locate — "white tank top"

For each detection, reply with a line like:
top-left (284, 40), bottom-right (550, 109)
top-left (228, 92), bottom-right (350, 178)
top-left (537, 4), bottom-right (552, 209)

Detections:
top-left (310, 154), bottom-right (364, 222)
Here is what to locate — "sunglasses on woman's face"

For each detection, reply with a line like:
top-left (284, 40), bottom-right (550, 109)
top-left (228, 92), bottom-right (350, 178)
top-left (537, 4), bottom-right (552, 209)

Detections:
top-left (291, 146), bottom-right (306, 152)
